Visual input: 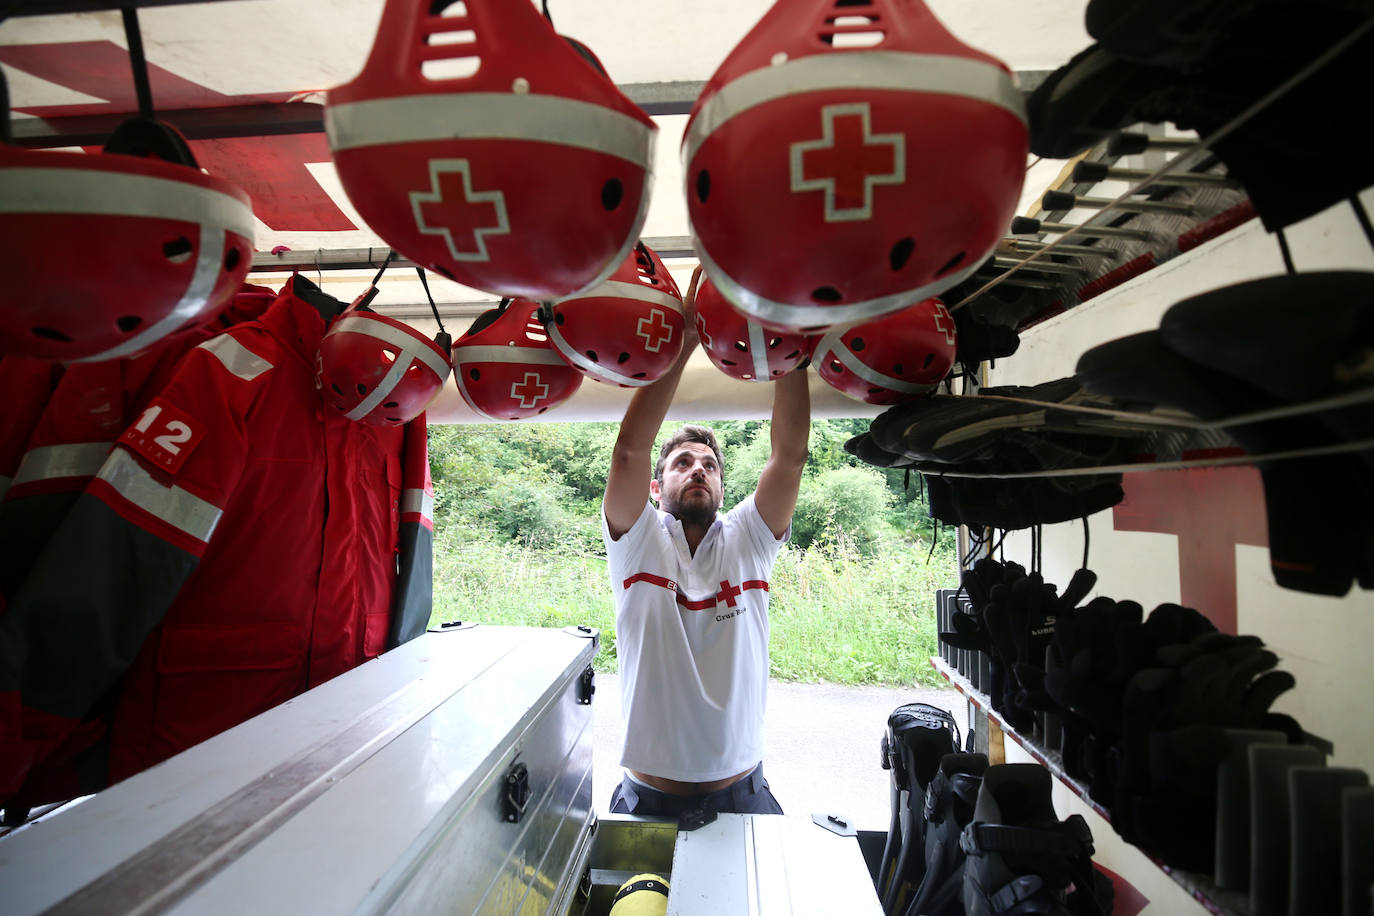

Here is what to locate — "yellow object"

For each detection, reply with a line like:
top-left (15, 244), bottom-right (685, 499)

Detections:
top-left (609, 872), bottom-right (670, 916)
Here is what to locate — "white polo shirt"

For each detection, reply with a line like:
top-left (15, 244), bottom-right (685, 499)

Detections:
top-left (602, 494), bottom-right (788, 783)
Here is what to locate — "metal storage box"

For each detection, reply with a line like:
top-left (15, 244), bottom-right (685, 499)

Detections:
top-left (0, 624), bottom-right (599, 915)
top-left (1, 624), bottom-right (886, 915)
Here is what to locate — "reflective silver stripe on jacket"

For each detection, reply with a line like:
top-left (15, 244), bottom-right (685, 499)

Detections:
top-left (400, 488), bottom-right (434, 523)
top-left (97, 449), bottom-right (223, 545)
top-left (813, 332), bottom-right (932, 395)
top-left (682, 51), bottom-right (1025, 169)
top-left (200, 335), bottom-right (274, 382)
top-left (326, 92), bottom-right (656, 169)
top-left (12, 442), bottom-right (115, 486)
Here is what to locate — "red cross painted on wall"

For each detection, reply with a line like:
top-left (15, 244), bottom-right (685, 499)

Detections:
top-left (410, 159), bottom-right (510, 262)
top-left (637, 308), bottom-right (674, 353)
top-left (0, 40), bottom-right (353, 232)
top-left (510, 372), bottom-right (549, 408)
top-left (1112, 462), bottom-right (1268, 634)
top-left (716, 579), bottom-right (743, 608)
top-left (932, 302), bottom-right (957, 345)
top-left (790, 102), bottom-right (905, 222)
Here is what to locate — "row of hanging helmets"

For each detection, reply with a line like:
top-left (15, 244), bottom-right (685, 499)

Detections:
top-left (1, 0), bottom-right (1030, 425)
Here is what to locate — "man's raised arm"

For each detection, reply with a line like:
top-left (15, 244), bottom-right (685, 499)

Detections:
top-left (604, 268), bottom-right (701, 539)
top-left (754, 367), bottom-right (811, 539)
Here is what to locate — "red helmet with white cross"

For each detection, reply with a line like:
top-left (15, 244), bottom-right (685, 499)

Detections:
top-left (325, 0), bottom-right (656, 301)
top-left (318, 306), bottom-right (452, 427)
top-left (695, 274), bottom-right (818, 382)
top-left (0, 123), bottom-right (254, 363)
top-left (450, 298), bottom-right (583, 420)
top-left (814, 297), bottom-right (956, 404)
top-left (683, 0), bottom-right (1027, 334)
top-left (545, 242), bottom-right (686, 387)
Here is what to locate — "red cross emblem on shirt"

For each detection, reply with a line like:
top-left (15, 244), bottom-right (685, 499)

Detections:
top-left (716, 579), bottom-right (743, 608)
top-left (510, 372), bottom-right (550, 408)
top-left (790, 103), bottom-right (905, 223)
top-left (410, 159), bottom-right (510, 262)
top-left (637, 308), bottom-right (674, 353)
top-left (932, 302), bottom-right (956, 345)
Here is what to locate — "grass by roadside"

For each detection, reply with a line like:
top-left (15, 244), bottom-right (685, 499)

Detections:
top-left (432, 532), bottom-right (954, 688)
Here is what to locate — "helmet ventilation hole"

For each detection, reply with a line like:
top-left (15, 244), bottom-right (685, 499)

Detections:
top-left (31, 326), bottom-right (73, 342)
top-left (555, 312), bottom-right (566, 325)
top-left (922, 352), bottom-right (935, 368)
top-left (889, 237), bottom-right (915, 271)
top-left (784, 349), bottom-right (800, 360)
top-left (331, 384), bottom-right (344, 395)
top-left (382, 348), bottom-right (398, 363)
top-left (384, 401), bottom-right (400, 408)
top-left (801, 325), bottom-right (827, 334)
top-left (811, 286), bottom-right (842, 303)
top-left (334, 404), bottom-right (346, 411)
top-left (469, 368), bottom-right (480, 380)
top-left (618, 352), bottom-right (631, 364)
top-left (116, 316), bottom-right (142, 333)
top-left (601, 179), bottom-right (623, 211)
top-left (386, 417), bottom-right (401, 423)
top-left (633, 372), bottom-right (646, 379)
top-left (538, 406), bottom-right (548, 414)
top-left (772, 369), bottom-right (783, 376)
top-left (768, 337), bottom-right (782, 349)
top-left (733, 340), bottom-right (749, 352)
top-left (936, 251), bottom-right (966, 277)
top-left (867, 387), bottom-right (883, 396)
top-left (742, 374), bottom-right (754, 380)
top-left (722, 359), bottom-right (736, 367)
top-left (893, 363), bottom-right (904, 374)
top-left (224, 248), bottom-right (241, 271)
top-left (356, 383), bottom-right (368, 395)
top-left (851, 337), bottom-right (865, 351)
top-left (163, 236), bottom-right (193, 263)
top-left (829, 359), bottom-right (843, 373)
top-left (585, 350), bottom-right (600, 363)
top-left (696, 170), bottom-right (710, 203)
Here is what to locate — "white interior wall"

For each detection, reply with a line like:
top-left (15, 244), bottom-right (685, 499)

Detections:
top-left (988, 185), bottom-right (1374, 773)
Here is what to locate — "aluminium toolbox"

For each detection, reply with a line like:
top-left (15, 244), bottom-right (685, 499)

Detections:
top-left (0, 624), bottom-right (884, 914)
top-left (0, 624), bottom-right (600, 915)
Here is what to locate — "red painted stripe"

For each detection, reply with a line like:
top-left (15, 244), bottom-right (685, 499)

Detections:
top-left (1178, 200), bottom-right (1257, 252)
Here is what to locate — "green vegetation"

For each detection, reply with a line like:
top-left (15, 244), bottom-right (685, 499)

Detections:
top-left (429, 419), bottom-right (958, 687)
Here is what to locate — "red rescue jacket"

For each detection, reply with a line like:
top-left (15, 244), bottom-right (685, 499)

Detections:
top-left (0, 276), bottom-right (434, 801)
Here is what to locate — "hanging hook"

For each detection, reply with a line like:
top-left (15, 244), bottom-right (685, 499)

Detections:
top-left (121, 7), bottom-right (156, 121)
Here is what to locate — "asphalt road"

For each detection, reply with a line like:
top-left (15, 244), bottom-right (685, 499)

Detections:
top-left (590, 673), bottom-right (964, 831)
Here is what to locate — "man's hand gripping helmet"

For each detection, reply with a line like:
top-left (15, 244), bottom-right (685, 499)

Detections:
top-left (326, 0), bottom-right (657, 301)
top-left (683, 0), bottom-right (1027, 334)
top-left (545, 242), bottom-right (686, 388)
top-left (451, 298), bottom-right (583, 420)
top-left (814, 297), bottom-right (957, 405)
top-left (695, 274), bottom-right (817, 382)
top-left (0, 118), bottom-right (254, 362)
top-left (318, 278), bottom-right (453, 427)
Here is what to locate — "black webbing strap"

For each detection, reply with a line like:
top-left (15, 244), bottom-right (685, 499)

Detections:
top-left (988, 873), bottom-right (1047, 914)
top-left (611, 877), bottom-right (668, 906)
top-left (960, 819), bottom-right (1093, 859)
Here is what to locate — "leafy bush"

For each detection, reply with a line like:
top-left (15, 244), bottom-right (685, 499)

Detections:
top-left (791, 466), bottom-right (892, 553)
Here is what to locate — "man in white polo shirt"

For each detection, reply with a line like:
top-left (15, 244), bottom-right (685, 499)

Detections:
top-left (602, 269), bottom-right (811, 816)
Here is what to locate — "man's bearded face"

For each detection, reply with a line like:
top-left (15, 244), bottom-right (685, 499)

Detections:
top-left (653, 442), bottom-right (723, 525)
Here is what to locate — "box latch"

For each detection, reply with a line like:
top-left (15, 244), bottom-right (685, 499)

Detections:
top-left (503, 761), bottom-right (531, 823)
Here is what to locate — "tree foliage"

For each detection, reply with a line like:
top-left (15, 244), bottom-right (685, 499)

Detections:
top-left (428, 417), bottom-right (954, 555)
